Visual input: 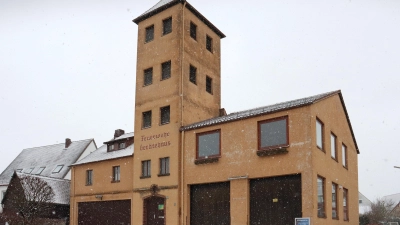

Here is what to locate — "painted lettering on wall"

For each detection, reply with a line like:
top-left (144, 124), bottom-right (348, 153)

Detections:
top-left (140, 132), bottom-right (171, 150)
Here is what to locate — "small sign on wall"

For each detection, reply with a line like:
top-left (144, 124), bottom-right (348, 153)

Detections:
top-left (295, 217), bottom-right (310, 225)
top-left (158, 204), bottom-right (164, 210)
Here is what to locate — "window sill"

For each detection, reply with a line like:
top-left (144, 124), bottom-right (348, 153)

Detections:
top-left (158, 173), bottom-right (170, 177)
top-left (160, 122), bottom-right (170, 126)
top-left (257, 148), bottom-right (288, 157)
top-left (195, 157), bottom-right (219, 165)
top-left (111, 180), bottom-right (120, 183)
top-left (85, 184), bottom-right (92, 186)
top-left (140, 176), bottom-right (151, 179)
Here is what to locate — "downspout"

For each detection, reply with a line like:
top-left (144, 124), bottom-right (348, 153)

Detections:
top-left (180, 2), bottom-right (186, 225)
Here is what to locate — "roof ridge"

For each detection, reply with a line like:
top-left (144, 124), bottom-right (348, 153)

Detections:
top-left (16, 172), bottom-right (71, 183)
top-left (23, 138), bottom-right (93, 150)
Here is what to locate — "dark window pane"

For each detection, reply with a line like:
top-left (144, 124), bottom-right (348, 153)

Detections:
top-left (160, 106), bottom-right (170, 125)
top-left (206, 76), bottom-right (212, 94)
top-left (163, 17), bottom-right (172, 35)
top-left (143, 111), bottom-right (152, 128)
top-left (162, 61), bottom-right (171, 80)
top-left (317, 176), bottom-right (325, 217)
top-left (332, 183), bottom-right (338, 219)
top-left (190, 65), bottom-right (197, 84)
top-left (198, 131), bottom-right (220, 158)
top-left (113, 166), bottom-right (120, 182)
top-left (86, 170), bottom-right (92, 185)
top-left (260, 118), bottom-right (287, 148)
top-left (145, 25), bottom-right (154, 42)
top-left (142, 160), bottom-right (151, 177)
top-left (206, 35), bottom-right (212, 52)
top-left (316, 119), bottom-right (323, 149)
top-left (190, 22), bottom-right (197, 40)
top-left (144, 68), bottom-right (153, 86)
top-left (160, 157), bottom-right (169, 175)
top-left (343, 188), bottom-right (349, 220)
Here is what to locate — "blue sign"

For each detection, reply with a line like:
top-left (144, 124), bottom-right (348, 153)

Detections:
top-left (295, 217), bottom-right (310, 225)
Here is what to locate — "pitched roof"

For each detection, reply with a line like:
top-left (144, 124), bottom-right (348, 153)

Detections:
top-left (133, 0), bottom-right (225, 38)
top-left (16, 173), bottom-right (71, 205)
top-left (181, 90), bottom-right (359, 153)
top-left (382, 193), bottom-right (400, 210)
top-left (0, 139), bottom-right (93, 186)
top-left (73, 132), bottom-right (134, 166)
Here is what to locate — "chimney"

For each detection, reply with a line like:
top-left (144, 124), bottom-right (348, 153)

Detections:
top-left (219, 108), bottom-right (227, 116)
top-left (65, 138), bottom-right (72, 148)
top-left (114, 129), bottom-right (125, 138)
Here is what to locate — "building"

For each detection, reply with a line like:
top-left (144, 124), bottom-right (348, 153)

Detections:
top-left (1, 172), bottom-right (70, 225)
top-left (69, 0), bottom-right (360, 224)
top-left (0, 138), bottom-right (96, 215)
top-left (383, 193), bottom-right (400, 216)
top-left (70, 130), bottom-right (134, 225)
top-left (359, 192), bottom-right (372, 214)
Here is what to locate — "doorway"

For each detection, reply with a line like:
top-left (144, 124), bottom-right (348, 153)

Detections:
top-left (143, 195), bottom-right (165, 225)
top-left (250, 174), bottom-right (302, 225)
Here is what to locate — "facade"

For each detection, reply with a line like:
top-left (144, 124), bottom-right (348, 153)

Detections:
top-left (1, 172), bottom-right (70, 225)
top-left (0, 138), bottom-right (96, 214)
top-left (70, 130), bottom-right (134, 225)
top-left (69, 0), bottom-right (360, 224)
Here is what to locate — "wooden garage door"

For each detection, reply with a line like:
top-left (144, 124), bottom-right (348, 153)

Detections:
top-left (250, 174), bottom-right (302, 225)
top-left (190, 182), bottom-right (230, 225)
top-left (78, 200), bottom-right (131, 225)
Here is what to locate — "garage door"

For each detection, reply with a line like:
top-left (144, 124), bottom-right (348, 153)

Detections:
top-left (78, 200), bottom-right (131, 225)
top-left (250, 174), bottom-right (302, 225)
top-left (190, 182), bottom-right (230, 225)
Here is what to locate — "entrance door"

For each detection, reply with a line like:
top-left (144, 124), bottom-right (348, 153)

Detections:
top-left (250, 174), bottom-right (302, 225)
top-left (143, 196), bottom-right (165, 225)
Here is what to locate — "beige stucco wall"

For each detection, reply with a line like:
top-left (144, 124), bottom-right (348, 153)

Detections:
top-left (182, 94), bottom-right (359, 225)
top-left (70, 156), bottom-right (133, 225)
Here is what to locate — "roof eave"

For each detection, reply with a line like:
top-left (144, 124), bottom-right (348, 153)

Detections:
top-left (337, 92), bottom-right (360, 154)
top-left (133, 0), bottom-right (226, 39)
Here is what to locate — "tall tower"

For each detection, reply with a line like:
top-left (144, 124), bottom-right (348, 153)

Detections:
top-left (132, 1), bottom-right (225, 224)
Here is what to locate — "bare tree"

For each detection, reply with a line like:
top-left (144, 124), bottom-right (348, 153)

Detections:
top-left (363, 198), bottom-right (400, 225)
top-left (1, 174), bottom-right (55, 225)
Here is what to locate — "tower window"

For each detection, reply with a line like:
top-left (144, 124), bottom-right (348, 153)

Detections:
top-left (163, 17), bottom-right (172, 35)
top-left (108, 144), bottom-right (114, 151)
top-left (142, 111), bottom-right (152, 129)
top-left (119, 142), bottom-right (125, 149)
top-left (161, 61), bottom-right (171, 80)
top-left (190, 22), bottom-right (197, 40)
top-left (206, 35), bottom-right (213, 52)
top-left (206, 76), bottom-right (212, 94)
top-left (144, 68), bottom-right (153, 86)
top-left (141, 160), bottom-right (151, 178)
top-left (159, 157), bottom-right (170, 176)
top-left (145, 25), bottom-right (154, 43)
top-left (190, 65), bottom-right (197, 84)
top-left (160, 106), bottom-right (170, 125)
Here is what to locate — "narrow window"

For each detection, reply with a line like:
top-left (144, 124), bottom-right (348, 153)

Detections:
top-left (86, 170), bottom-right (93, 185)
top-left (108, 144), bottom-right (114, 151)
top-left (206, 35), bottom-right (213, 52)
top-left (119, 142), bottom-right (125, 149)
top-left (206, 76), bottom-right (212, 94)
top-left (144, 68), bottom-right (153, 86)
top-left (36, 167), bottom-right (45, 175)
top-left (342, 144), bottom-right (348, 168)
top-left (332, 183), bottom-right (338, 219)
top-left (112, 166), bottom-right (120, 182)
top-left (161, 61), bottom-right (171, 80)
top-left (160, 106), bottom-right (170, 125)
top-left (258, 117), bottom-right (289, 150)
top-left (159, 157), bottom-right (170, 176)
top-left (142, 111), bottom-right (152, 128)
top-left (316, 118), bottom-right (324, 151)
top-left (197, 130), bottom-right (220, 159)
top-left (145, 25), bottom-right (154, 42)
top-left (163, 17), bottom-right (172, 35)
top-left (343, 188), bottom-right (349, 221)
top-left (190, 22), bottom-right (197, 40)
top-left (53, 165), bottom-right (63, 173)
top-left (331, 133), bottom-right (337, 160)
top-left (141, 160), bottom-right (151, 178)
top-left (317, 176), bottom-right (326, 218)
top-left (189, 65), bottom-right (197, 84)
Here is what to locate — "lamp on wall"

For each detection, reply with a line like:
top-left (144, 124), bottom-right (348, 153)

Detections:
top-left (95, 195), bottom-right (103, 200)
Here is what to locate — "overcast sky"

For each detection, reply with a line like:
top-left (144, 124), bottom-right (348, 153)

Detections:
top-left (1, 0), bottom-right (399, 200)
